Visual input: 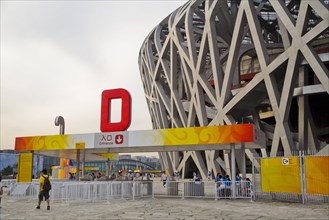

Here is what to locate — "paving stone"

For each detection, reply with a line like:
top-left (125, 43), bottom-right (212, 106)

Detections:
top-left (0, 196), bottom-right (328, 219)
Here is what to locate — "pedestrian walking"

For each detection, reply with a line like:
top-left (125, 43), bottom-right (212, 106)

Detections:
top-left (36, 169), bottom-right (51, 210)
top-left (161, 171), bottom-right (167, 187)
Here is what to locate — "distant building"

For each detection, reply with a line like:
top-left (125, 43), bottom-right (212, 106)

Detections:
top-left (119, 154), bottom-right (132, 160)
top-left (0, 150), bottom-right (59, 177)
top-left (78, 155), bottom-right (162, 173)
top-left (1, 150), bottom-right (162, 177)
top-left (42, 156), bottom-right (60, 171)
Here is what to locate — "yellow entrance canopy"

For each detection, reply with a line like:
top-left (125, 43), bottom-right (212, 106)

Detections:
top-left (15, 124), bottom-right (265, 160)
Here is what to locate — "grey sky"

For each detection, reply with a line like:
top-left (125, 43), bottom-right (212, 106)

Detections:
top-left (0, 0), bottom-right (184, 156)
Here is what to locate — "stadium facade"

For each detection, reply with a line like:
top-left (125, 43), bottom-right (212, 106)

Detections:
top-left (138, 0), bottom-right (329, 179)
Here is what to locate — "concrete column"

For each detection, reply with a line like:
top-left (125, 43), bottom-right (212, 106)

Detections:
top-left (76, 150), bottom-right (80, 181)
top-left (173, 152), bottom-right (179, 172)
top-left (159, 152), bottom-right (166, 171)
top-left (31, 150), bottom-right (35, 179)
top-left (166, 152), bottom-right (174, 176)
top-left (241, 143), bottom-right (246, 180)
top-left (106, 159), bottom-right (110, 177)
top-left (224, 152), bottom-right (231, 177)
top-left (36, 154), bottom-right (39, 177)
top-left (231, 144), bottom-right (236, 198)
top-left (298, 66), bottom-right (308, 151)
top-left (81, 150), bottom-right (86, 177)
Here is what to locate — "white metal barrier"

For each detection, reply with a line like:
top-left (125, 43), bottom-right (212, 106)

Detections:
top-left (1, 179), bottom-right (17, 188)
top-left (151, 180), bottom-right (251, 200)
top-left (214, 181), bottom-right (253, 200)
top-left (153, 180), bottom-right (182, 198)
top-left (7, 180), bottom-right (253, 203)
top-left (1, 179), bottom-right (17, 196)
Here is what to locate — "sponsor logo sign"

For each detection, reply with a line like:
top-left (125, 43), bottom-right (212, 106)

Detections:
top-left (282, 158), bottom-right (289, 165)
top-left (100, 88), bottom-right (131, 132)
top-left (95, 132), bottom-right (128, 148)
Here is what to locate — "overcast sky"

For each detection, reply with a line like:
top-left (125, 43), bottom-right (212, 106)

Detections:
top-left (1, 0), bottom-right (184, 156)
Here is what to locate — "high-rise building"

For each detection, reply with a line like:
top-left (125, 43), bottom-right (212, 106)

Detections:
top-left (139, 0), bottom-right (329, 179)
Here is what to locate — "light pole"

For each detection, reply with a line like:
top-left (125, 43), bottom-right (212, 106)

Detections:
top-left (55, 116), bottom-right (65, 135)
top-left (55, 116), bottom-right (67, 179)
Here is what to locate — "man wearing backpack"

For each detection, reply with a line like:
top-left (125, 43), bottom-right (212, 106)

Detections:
top-left (36, 169), bottom-right (51, 210)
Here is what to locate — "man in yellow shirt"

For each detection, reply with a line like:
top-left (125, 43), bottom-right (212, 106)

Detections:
top-left (36, 169), bottom-right (51, 210)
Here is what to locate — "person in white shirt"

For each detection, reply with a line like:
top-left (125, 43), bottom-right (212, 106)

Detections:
top-left (161, 171), bottom-right (167, 187)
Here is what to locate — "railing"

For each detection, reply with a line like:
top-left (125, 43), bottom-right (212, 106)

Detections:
top-left (1, 179), bottom-right (17, 190)
top-left (6, 180), bottom-right (252, 203)
top-left (25, 181), bottom-right (154, 202)
top-left (152, 180), bottom-right (216, 199)
top-left (215, 181), bottom-right (253, 200)
top-left (6, 168), bottom-right (327, 204)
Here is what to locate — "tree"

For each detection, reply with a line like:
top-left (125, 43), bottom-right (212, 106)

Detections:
top-left (1, 165), bottom-right (14, 176)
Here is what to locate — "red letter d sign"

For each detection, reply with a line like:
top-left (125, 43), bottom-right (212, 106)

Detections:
top-left (101, 88), bottom-right (131, 132)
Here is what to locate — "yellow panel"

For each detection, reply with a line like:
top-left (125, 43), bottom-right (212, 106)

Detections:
top-left (97, 153), bottom-right (119, 160)
top-left (17, 153), bottom-right (33, 182)
top-left (75, 142), bottom-right (85, 149)
top-left (305, 156), bottom-right (329, 195)
top-left (261, 157), bottom-right (301, 193)
top-left (58, 169), bottom-right (66, 179)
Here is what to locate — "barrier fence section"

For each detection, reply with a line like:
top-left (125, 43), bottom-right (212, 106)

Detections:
top-left (148, 180), bottom-right (252, 200)
top-left (253, 152), bottom-right (329, 204)
top-left (6, 181), bottom-right (154, 202)
top-left (215, 180), bottom-right (253, 200)
top-left (25, 181), bottom-right (154, 202)
top-left (6, 180), bottom-right (252, 202)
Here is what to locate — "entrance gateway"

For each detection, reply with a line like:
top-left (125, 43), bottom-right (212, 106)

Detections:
top-left (15, 125), bottom-right (266, 186)
top-left (14, 89), bottom-right (266, 185)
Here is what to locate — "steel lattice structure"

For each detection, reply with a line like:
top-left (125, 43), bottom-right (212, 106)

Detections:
top-left (138, 0), bottom-right (329, 179)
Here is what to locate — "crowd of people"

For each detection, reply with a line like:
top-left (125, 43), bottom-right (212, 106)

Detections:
top-left (215, 172), bottom-right (252, 197)
top-left (66, 169), bottom-right (253, 196)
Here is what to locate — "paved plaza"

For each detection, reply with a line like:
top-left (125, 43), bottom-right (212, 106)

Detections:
top-left (0, 195), bottom-right (328, 220)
